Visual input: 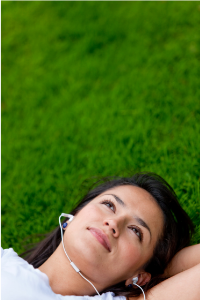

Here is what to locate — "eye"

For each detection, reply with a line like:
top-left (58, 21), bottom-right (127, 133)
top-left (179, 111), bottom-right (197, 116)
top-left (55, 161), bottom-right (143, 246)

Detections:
top-left (101, 200), bottom-right (116, 212)
top-left (130, 226), bottom-right (143, 242)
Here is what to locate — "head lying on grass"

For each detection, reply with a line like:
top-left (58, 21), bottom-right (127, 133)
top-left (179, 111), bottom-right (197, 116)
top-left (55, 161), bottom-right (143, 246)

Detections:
top-left (21, 172), bottom-right (194, 297)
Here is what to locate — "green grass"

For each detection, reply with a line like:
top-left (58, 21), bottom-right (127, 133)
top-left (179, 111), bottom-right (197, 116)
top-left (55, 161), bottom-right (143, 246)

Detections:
top-left (1, 2), bottom-right (200, 253)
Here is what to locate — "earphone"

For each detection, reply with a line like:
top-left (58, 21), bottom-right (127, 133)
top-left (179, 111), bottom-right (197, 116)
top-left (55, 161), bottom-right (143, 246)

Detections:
top-left (131, 276), bottom-right (146, 300)
top-left (61, 213), bottom-right (74, 230)
top-left (59, 213), bottom-right (100, 296)
top-left (132, 276), bottom-right (138, 284)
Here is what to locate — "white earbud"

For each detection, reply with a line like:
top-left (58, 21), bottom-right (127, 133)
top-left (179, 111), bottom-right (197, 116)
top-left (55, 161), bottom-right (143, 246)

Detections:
top-left (132, 276), bottom-right (146, 300)
top-left (60, 213), bottom-right (74, 222)
top-left (132, 276), bottom-right (138, 284)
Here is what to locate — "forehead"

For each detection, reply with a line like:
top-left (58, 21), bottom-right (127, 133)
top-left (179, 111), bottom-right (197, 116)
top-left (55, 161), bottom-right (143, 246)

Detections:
top-left (97, 185), bottom-right (164, 243)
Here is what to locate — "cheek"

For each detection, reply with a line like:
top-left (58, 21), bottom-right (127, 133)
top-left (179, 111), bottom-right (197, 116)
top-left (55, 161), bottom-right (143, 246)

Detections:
top-left (64, 204), bottom-right (102, 251)
top-left (118, 239), bottom-right (142, 272)
top-left (74, 204), bottom-right (102, 225)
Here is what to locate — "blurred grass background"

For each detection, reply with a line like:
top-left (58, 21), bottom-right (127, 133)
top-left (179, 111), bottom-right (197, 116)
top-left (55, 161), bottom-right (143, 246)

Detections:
top-left (1, 1), bottom-right (200, 253)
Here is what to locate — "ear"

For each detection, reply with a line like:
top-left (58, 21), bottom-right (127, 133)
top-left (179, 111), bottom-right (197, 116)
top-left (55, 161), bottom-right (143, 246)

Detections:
top-left (137, 272), bottom-right (151, 286)
top-left (125, 272), bottom-right (151, 287)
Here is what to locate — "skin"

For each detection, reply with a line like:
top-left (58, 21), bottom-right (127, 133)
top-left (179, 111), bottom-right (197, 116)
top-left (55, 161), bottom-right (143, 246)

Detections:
top-left (39, 185), bottom-right (164, 296)
top-left (135, 262), bottom-right (200, 300)
top-left (133, 238), bottom-right (200, 300)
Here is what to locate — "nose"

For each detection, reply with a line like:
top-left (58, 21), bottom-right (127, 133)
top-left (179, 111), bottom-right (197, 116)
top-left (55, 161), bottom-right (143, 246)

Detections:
top-left (103, 217), bottom-right (123, 238)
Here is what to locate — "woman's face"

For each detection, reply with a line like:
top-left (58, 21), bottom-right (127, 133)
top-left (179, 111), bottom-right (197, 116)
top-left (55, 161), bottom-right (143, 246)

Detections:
top-left (63, 185), bottom-right (164, 290)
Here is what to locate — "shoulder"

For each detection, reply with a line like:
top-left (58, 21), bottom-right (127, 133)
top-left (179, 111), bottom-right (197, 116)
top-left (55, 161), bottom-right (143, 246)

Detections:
top-left (1, 247), bottom-right (33, 271)
top-left (1, 247), bottom-right (18, 259)
top-left (1, 247), bottom-right (21, 267)
top-left (1, 247), bottom-right (53, 300)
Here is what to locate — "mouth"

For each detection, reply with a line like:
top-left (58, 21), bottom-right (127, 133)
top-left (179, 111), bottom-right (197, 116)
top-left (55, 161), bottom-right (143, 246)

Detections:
top-left (88, 227), bottom-right (111, 252)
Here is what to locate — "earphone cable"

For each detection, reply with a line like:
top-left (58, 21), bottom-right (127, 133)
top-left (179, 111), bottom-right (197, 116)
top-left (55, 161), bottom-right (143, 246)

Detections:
top-left (59, 216), bottom-right (72, 263)
top-left (78, 271), bottom-right (100, 296)
top-left (59, 215), bottom-right (100, 296)
top-left (133, 283), bottom-right (146, 300)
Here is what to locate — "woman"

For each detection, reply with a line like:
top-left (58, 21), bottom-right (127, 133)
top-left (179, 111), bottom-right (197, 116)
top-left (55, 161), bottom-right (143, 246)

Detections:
top-left (1, 173), bottom-right (200, 300)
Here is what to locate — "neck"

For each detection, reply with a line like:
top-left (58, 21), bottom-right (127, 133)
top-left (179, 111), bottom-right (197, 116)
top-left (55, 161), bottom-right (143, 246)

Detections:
top-left (38, 243), bottom-right (99, 296)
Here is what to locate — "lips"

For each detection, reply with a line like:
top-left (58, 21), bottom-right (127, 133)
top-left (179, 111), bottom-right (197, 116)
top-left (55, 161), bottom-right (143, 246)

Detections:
top-left (88, 227), bottom-right (111, 252)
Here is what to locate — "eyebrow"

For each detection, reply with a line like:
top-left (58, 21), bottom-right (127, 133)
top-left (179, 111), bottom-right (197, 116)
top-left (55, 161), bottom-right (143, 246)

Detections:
top-left (105, 193), bottom-right (152, 240)
top-left (105, 194), bottom-right (126, 207)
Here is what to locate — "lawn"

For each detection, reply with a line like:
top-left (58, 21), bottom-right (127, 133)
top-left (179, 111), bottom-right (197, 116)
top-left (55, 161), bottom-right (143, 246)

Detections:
top-left (1, 1), bottom-right (200, 253)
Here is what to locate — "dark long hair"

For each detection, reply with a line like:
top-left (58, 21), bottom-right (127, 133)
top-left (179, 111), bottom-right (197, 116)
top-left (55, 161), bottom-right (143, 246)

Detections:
top-left (21, 172), bottom-right (194, 297)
